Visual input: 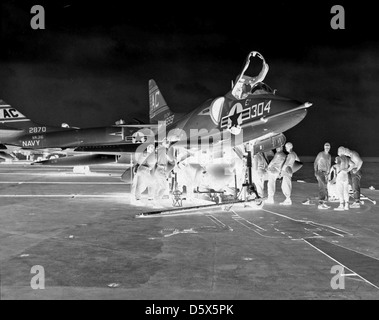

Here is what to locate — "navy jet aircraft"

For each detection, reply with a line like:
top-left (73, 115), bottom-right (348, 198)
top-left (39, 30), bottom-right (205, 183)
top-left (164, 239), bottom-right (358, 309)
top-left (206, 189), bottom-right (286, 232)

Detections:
top-left (147, 52), bottom-right (311, 154)
top-left (0, 100), bottom-right (157, 164)
top-left (124, 51), bottom-right (312, 199)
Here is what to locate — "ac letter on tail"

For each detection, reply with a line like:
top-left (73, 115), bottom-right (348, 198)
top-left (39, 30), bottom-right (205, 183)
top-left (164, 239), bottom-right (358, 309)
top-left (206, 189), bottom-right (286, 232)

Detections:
top-left (0, 108), bottom-right (23, 120)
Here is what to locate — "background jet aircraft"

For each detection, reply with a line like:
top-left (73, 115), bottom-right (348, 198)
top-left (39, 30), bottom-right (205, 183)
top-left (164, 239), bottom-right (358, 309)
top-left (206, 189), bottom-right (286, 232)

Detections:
top-left (0, 100), bottom-right (157, 164)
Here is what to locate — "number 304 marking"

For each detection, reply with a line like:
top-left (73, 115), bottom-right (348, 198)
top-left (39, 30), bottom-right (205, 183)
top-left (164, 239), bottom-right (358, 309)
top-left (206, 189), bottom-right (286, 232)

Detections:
top-left (29, 127), bottom-right (47, 134)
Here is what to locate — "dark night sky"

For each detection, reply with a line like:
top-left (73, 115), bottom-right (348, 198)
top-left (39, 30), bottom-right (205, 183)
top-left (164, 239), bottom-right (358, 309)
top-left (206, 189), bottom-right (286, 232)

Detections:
top-left (0, 0), bottom-right (378, 156)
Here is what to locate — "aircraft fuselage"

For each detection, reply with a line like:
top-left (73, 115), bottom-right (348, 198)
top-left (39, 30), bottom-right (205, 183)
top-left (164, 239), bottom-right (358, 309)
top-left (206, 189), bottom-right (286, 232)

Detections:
top-left (165, 89), bottom-right (308, 152)
top-left (2, 126), bottom-right (138, 149)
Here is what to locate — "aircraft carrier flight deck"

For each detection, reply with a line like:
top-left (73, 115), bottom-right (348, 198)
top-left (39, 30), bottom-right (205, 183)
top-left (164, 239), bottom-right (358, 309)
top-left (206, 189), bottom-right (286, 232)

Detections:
top-left (0, 163), bottom-right (378, 300)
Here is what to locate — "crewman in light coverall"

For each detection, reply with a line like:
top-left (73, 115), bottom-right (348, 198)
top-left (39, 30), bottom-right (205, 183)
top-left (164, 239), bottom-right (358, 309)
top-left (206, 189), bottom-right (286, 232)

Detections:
top-left (340, 146), bottom-right (363, 208)
top-left (252, 152), bottom-right (268, 198)
top-left (332, 155), bottom-right (353, 211)
top-left (266, 146), bottom-right (286, 204)
top-left (152, 138), bottom-right (175, 201)
top-left (279, 142), bottom-right (299, 205)
top-left (132, 144), bottom-right (156, 201)
top-left (314, 142), bottom-right (332, 209)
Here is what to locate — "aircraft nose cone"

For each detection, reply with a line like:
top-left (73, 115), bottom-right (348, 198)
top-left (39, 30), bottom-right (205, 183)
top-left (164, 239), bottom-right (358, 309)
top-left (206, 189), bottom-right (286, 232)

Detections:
top-left (258, 97), bottom-right (312, 132)
top-left (290, 99), bottom-right (307, 107)
top-left (287, 99), bottom-right (312, 111)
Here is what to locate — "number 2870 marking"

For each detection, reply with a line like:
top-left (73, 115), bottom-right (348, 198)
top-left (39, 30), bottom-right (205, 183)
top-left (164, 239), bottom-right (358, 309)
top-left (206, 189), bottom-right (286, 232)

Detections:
top-left (29, 127), bottom-right (47, 134)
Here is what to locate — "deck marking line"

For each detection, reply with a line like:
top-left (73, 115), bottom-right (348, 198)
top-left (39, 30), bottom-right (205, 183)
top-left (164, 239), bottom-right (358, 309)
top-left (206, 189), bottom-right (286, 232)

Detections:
top-left (304, 238), bottom-right (379, 290)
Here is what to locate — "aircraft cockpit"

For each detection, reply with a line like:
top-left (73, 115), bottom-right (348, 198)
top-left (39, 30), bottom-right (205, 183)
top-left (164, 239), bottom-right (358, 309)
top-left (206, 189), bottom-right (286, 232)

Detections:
top-left (248, 82), bottom-right (275, 96)
top-left (231, 51), bottom-right (271, 100)
top-left (233, 78), bottom-right (275, 99)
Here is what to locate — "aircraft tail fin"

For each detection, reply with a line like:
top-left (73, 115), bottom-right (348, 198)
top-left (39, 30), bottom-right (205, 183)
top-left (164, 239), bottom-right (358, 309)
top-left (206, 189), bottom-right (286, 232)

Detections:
top-left (0, 99), bottom-right (59, 131)
top-left (149, 79), bottom-right (175, 124)
top-left (0, 99), bottom-right (39, 129)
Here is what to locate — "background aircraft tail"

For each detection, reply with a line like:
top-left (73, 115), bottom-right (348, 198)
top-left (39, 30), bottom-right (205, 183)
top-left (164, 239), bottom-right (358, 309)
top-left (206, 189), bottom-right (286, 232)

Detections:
top-left (0, 99), bottom-right (60, 131)
top-left (149, 79), bottom-right (176, 124)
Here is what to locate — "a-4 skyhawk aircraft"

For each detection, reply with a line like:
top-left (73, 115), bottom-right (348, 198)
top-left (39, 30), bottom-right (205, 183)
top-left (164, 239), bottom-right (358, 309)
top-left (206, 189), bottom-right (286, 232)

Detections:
top-left (150, 54), bottom-right (311, 152)
top-left (124, 51), bottom-right (312, 201)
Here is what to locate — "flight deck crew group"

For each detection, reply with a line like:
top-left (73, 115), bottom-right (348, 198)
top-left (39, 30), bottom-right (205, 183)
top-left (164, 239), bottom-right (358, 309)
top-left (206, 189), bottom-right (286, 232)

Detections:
top-left (131, 138), bottom-right (174, 204)
top-left (131, 139), bottom-right (363, 210)
top-left (305, 143), bottom-right (363, 210)
top-left (263, 142), bottom-right (300, 206)
top-left (247, 140), bottom-right (363, 210)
